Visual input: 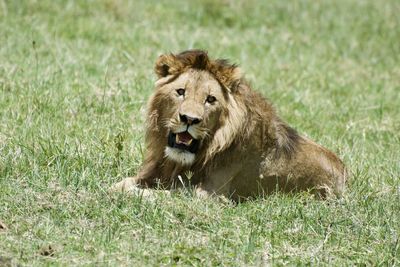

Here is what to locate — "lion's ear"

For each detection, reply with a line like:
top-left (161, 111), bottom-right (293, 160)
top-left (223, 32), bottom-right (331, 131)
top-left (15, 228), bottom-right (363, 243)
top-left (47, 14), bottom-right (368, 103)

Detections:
top-left (226, 67), bottom-right (242, 93)
top-left (210, 60), bottom-right (243, 93)
top-left (154, 54), bottom-right (183, 78)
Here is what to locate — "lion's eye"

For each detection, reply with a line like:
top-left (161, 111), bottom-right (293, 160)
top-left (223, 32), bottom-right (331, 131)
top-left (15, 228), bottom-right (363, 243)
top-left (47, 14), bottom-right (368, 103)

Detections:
top-left (176, 88), bottom-right (185, 96)
top-left (206, 95), bottom-right (216, 104)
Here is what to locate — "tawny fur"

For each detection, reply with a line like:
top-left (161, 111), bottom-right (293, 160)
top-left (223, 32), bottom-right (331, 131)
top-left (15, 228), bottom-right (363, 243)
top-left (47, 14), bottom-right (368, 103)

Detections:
top-left (112, 50), bottom-right (347, 201)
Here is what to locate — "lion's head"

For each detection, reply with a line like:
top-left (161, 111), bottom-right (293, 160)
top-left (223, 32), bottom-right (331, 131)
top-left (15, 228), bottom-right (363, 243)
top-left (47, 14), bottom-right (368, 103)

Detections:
top-left (147, 50), bottom-right (248, 166)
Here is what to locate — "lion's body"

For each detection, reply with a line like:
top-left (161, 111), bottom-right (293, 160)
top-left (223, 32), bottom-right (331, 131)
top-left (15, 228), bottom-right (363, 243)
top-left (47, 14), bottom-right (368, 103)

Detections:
top-left (112, 50), bottom-right (347, 200)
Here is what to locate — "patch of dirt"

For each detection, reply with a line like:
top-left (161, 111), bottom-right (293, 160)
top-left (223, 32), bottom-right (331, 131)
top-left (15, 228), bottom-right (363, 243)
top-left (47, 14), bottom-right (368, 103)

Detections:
top-left (0, 220), bottom-right (8, 232)
top-left (0, 256), bottom-right (12, 267)
top-left (39, 245), bottom-right (57, 257)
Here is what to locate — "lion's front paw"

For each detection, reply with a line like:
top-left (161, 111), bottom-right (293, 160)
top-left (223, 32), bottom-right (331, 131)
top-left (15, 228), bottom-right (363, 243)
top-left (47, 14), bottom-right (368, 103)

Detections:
top-left (195, 187), bottom-right (232, 204)
top-left (110, 177), bottom-right (139, 193)
top-left (195, 187), bottom-right (212, 199)
top-left (110, 177), bottom-right (171, 199)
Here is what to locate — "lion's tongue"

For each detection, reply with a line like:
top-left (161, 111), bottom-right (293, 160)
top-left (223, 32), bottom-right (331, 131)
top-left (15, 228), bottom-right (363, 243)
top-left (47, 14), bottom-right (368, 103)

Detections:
top-left (176, 132), bottom-right (193, 145)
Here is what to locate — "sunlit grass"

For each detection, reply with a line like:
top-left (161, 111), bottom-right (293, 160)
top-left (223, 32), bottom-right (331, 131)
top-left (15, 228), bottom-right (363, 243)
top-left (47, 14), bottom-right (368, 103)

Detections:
top-left (0, 0), bottom-right (399, 265)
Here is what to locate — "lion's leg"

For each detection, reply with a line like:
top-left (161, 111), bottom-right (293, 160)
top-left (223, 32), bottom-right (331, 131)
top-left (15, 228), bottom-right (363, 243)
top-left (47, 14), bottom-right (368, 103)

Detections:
top-left (194, 186), bottom-right (231, 203)
top-left (110, 176), bottom-right (171, 198)
top-left (195, 166), bottom-right (240, 200)
top-left (110, 176), bottom-right (141, 193)
top-left (195, 181), bottom-right (230, 198)
top-left (281, 138), bottom-right (347, 197)
top-left (110, 160), bottom-right (163, 193)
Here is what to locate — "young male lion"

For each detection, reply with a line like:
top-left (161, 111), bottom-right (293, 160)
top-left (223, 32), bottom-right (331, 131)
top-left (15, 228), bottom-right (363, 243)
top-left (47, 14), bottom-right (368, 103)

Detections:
top-left (112, 50), bottom-right (347, 200)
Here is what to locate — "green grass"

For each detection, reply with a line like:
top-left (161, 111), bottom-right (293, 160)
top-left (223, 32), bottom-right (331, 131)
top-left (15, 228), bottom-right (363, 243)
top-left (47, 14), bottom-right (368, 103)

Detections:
top-left (1, 0), bottom-right (399, 265)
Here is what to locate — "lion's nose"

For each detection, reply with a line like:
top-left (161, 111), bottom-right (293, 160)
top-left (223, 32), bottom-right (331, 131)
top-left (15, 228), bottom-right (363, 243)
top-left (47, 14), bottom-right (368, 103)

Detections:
top-left (179, 113), bottom-right (202, 125)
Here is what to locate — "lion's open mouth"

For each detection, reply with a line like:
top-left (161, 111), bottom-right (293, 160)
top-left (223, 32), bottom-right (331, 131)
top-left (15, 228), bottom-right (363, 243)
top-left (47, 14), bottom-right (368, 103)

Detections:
top-left (168, 131), bottom-right (200, 153)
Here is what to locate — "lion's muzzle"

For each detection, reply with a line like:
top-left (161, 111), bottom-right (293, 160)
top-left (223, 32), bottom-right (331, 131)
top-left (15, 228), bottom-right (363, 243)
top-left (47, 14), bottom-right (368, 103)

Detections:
top-left (179, 113), bottom-right (202, 126)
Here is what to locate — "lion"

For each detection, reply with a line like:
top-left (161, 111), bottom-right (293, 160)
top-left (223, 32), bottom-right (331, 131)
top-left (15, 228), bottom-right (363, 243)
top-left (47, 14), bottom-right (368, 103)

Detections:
top-left (112, 50), bottom-right (347, 201)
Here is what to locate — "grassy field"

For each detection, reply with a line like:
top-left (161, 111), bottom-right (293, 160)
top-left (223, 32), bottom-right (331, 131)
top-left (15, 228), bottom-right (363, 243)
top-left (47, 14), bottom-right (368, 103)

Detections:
top-left (1, 0), bottom-right (399, 265)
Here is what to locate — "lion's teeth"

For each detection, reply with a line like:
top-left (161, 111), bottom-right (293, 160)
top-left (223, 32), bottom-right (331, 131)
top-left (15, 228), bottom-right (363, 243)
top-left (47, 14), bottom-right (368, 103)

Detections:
top-left (175, 133), bottom-right (193, 146)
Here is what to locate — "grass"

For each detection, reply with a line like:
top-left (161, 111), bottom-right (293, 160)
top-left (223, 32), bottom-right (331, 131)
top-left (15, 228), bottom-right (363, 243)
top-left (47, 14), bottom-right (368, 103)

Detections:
top-left (0, 0), bottom-right (399, 265)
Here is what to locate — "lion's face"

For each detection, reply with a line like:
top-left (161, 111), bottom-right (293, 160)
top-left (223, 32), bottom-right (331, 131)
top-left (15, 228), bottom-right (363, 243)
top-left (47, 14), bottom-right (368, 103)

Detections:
top-left (157, 69), bottom-right (227, 165)
top-left (149, 50), bottom-right (244, 166)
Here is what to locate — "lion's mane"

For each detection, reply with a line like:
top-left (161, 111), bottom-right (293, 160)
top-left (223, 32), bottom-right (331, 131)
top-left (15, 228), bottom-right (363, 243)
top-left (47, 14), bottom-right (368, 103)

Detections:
top-left (140, 50), bottom-right (300, 187)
